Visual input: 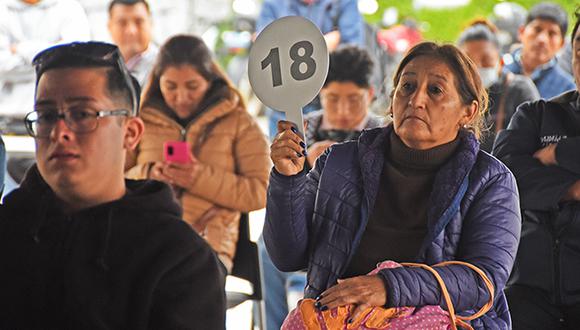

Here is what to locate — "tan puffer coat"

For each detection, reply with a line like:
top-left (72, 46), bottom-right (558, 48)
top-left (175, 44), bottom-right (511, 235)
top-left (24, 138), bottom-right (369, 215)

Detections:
top-left (125, 87), bottom-right (271, 271)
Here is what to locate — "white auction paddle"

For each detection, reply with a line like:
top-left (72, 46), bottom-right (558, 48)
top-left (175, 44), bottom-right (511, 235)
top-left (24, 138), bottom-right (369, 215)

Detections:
top-left (248, 16), bottom-right (329, 145)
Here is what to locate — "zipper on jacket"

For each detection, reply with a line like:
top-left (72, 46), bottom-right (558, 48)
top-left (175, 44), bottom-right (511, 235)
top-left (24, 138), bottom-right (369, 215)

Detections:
top-left (180, 128), bottom-right (186, 141)
top-left (553, 237), bottom-right (562, 305)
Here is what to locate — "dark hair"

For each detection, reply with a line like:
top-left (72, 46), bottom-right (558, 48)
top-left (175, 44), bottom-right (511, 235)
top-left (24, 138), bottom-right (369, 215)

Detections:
top-left (33, 42), bottom-right (140, 115)
top-left (323, 45), bottom-right (374, 88)
top-left (390, 41), bottom-right (488, 139)
top-left (457, 19), bottom-right (500, 49)
top-left (108, 0), bottom-right (150, 15)
top-left (572, 8), bottom-right (580, 47)
top-left (526, 2), bottom-right (568, 37)
top-left (141, 34), bottom-right (232, 110)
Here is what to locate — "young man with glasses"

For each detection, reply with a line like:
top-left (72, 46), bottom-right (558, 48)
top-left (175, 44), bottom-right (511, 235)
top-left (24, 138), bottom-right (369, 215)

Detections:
top-left (0, 41), bottom-right (226, 329)
top-left (304, 45), bottom-right (384, 168)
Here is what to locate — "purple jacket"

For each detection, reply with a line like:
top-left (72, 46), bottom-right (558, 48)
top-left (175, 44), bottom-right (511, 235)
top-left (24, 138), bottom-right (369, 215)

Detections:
top-left (264, 125), bottom-right (521, 329)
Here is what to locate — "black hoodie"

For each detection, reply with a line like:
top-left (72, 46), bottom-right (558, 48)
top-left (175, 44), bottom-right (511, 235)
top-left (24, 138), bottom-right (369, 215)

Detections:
top-left (0, 166), bottom-right (226, 329)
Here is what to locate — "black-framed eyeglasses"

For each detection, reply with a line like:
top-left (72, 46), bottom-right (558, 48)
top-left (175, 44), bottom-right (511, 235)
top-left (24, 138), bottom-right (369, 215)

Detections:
top-left (24, 109), bottom-right (130, 138)
top-left (32, 41), bottom-right (139, 116)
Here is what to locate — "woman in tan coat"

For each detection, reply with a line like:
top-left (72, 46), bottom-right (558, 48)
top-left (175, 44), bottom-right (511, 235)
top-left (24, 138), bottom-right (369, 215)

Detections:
top-left (125, 35), bottom-right (270, 272)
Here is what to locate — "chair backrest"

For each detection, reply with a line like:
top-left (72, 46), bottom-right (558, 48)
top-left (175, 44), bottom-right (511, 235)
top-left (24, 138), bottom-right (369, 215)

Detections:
top-left (230, 213), bottom-right (263, 301)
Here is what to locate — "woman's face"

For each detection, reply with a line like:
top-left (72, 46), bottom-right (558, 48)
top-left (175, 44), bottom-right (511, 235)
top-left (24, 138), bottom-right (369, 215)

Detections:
top-left (159, 65), bottom-right (210, 119)
top-left (461, 39), bottom-right (499, 69)
top-left (461, 39), bottom-right (500, 88)
top-left (391, 55), bottom-right (476, 150)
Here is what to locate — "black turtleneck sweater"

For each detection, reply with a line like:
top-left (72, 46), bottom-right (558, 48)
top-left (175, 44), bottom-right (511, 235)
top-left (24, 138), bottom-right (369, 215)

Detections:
top-left (344, 131), bottom-right (459, 277)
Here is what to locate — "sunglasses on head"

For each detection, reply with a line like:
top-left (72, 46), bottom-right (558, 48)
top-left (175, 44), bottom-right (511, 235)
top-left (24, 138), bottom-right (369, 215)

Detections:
top-left (32, 41), bottom-right (139, 116)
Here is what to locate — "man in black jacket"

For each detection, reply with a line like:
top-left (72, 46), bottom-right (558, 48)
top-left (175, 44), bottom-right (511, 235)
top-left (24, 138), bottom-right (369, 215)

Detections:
top-left (493, 13), bottom-right (580, 330)
top-left (0, 41), bottom-right (226, 329)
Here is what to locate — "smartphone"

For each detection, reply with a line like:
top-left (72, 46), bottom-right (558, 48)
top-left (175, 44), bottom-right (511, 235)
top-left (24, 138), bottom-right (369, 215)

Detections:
top-left (163, 141), bottom-right (190, 163)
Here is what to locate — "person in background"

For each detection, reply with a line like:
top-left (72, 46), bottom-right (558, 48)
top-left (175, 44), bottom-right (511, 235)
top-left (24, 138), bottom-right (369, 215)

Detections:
top-left (0, 0), bottom-right (90, 121)
top-left (458, 19), bottom-right (539, 152)
top-left (255, 0), bottom-right (365, 139)
top-left (503, 2), bottom-right (574, 99)
top-left (259, 45), bottom-right (383, 330)
top-left (493, 12), bottom-right (580, 330)
top-left (304, 45), bottom-right (385, 167)
top-left (125, 35), bottom-right (270, 274)
top-left (0, 41), bottom-right (226, 329)
top-left (266, 41), bottom-right (520, 329)
top-left (108, 0), bottom-right (157, 86)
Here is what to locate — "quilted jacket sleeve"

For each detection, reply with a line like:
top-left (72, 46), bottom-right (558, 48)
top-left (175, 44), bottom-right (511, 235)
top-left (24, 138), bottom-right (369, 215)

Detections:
top-left (493, 102), bottom-right (579, 210)
top-left (379, 168), bottom-right (521, 313)
top-left (263, 150), bottom-right (328, 272)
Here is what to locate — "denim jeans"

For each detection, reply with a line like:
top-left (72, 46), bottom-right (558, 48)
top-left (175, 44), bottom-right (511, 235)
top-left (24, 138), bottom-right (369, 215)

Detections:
top-left (258, 236), bottom-right (306, 330)
top-left (266, 97), bottom-right (320, 140)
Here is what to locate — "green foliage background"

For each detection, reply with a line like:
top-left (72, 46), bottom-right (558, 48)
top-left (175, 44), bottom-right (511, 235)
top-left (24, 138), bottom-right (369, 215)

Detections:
top-left (365, 1), bottom-right (579, 43)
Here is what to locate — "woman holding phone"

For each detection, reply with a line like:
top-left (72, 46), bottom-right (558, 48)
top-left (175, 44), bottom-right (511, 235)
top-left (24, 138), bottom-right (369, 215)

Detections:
top-left (125, 34), bottom-right (271, 273)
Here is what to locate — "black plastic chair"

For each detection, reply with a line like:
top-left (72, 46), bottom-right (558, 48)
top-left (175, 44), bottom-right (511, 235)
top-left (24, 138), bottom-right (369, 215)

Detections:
top-left (226, 213), bottom-right (264, 329)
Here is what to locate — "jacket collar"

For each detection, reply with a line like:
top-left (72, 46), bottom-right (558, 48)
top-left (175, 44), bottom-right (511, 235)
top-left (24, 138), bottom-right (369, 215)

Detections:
top-left (141, 84), bottom-right (241, 131)
top-left (358, 124), bottom-right (479, 234)
top-left (550, 89), bottom-right (580, 112)
top-left (510, 47), bottom-right (559, 81)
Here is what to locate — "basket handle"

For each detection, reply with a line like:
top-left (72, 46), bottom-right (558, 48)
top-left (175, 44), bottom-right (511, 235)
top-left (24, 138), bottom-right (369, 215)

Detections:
top-left (401, 261), bottom-right (495, 330)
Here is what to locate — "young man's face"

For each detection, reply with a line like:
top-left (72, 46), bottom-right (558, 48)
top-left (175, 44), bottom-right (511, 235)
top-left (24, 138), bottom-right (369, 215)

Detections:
top-left (34, 67), bottom-right (133, 204)
top-left (108, 3), bottom-right (152, 61)
top-left (319, 81), bottom-right (372, 130)
top-left (519, 18), bottom-right (564, 68)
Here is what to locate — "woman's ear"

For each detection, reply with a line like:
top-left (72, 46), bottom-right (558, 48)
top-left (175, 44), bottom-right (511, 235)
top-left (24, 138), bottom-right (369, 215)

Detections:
top-left (461, 100), bottom-right (478, 126)
top-left (123, 117), bottom-right (145, 150)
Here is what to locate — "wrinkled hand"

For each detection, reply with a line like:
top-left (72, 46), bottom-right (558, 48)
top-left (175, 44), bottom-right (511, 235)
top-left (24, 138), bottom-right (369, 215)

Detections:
top-left (306, 140), bottom-right (335, 167)
top-left (316, 275), bottom-right (387, 324)
top-left (533, 143), bottom-right (558, 166)
top-left (562, 180), bottom-right (580, 202)
top-left (271, 120), bottom-right (307, 176)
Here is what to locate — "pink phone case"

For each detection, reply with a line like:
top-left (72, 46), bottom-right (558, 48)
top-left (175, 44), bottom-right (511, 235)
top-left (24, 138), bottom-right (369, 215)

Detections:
top-left (163, 141), bottom-right (190, 163)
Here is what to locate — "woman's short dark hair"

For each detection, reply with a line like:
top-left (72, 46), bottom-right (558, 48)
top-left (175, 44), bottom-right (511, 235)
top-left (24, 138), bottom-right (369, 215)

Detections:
top-left (457, 19), bottom-right (500, 49)
top-left (323, 45), bottom-right (374, 88)
top-left (141, 34), bottom-right (230, 110)
top-left (390, 41), bottom-right (488, 139)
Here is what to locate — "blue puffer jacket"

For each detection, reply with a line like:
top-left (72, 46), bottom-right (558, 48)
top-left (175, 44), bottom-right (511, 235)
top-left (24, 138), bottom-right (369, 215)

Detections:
top-left (264, 125), bottom-right (521, 329)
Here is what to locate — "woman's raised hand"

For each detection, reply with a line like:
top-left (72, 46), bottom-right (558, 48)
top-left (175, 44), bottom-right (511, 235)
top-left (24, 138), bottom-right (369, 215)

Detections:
top-left (270, 120), bottom-right (307, 176)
